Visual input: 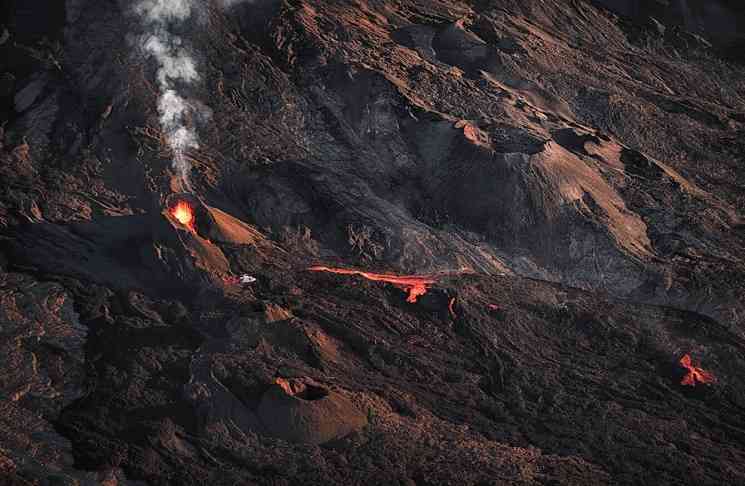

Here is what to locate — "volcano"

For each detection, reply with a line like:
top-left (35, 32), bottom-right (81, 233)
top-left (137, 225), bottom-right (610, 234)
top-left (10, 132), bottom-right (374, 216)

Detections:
top-left (2, 1), bottom-right (745, 485)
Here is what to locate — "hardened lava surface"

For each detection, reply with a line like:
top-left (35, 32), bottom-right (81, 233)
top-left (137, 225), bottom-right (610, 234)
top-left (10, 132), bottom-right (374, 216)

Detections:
top-left (1, 1), bottom-right (745, 485)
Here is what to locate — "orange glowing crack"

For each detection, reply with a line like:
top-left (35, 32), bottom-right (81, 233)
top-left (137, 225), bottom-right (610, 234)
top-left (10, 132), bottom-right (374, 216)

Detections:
top-left (448, 297), bottom-right (457, 318)
top-left (679, 354), bottom-right (715, 386)
top-left (308, 266), bottom-right (437, 303)
top-left (171, 201), bottom-right (195, 232)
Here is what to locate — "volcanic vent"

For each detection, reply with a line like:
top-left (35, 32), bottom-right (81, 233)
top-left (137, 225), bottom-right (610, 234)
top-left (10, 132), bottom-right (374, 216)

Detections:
top-left (168, 196), bottom-right (196, 232)
top-left (165, 193), bottom-right (203, 235)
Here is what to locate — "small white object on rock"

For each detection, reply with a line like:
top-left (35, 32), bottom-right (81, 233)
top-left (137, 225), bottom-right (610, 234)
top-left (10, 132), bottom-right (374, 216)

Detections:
top-left (239, 274), bottom-right (257, 284)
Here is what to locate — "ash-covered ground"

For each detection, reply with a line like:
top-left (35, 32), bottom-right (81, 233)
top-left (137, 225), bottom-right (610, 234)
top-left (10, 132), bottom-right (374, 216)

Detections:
top-left (1, 1), bottom-right (745, 485)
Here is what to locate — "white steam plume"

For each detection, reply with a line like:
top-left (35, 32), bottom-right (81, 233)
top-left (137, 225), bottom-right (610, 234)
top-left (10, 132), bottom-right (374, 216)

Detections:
top-left (133, 0), bottom-right (204, 192)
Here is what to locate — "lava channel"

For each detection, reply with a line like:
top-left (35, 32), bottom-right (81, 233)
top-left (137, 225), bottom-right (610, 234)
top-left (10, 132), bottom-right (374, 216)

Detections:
top-left (308, 266), bottom-right (438, 303)
top-left (679, 354), bottom-right (716, 386)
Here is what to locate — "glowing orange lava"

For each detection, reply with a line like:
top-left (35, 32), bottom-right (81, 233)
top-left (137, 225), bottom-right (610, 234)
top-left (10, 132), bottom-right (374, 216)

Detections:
top-left (679, 354), bottom-right (716, 386)
top-left (308, 266), bottom-right (437, 303)
top-left (171, 201), bottom-right (195, 231)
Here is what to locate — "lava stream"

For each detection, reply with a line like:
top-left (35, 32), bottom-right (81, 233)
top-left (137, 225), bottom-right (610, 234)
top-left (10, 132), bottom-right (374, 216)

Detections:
top-left (308, 266), bottom-right (438, 303)
top-left (679, 354), bottom-right (716, 386)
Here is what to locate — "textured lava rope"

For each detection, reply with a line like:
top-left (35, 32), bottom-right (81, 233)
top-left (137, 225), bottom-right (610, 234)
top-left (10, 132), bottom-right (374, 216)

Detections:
top-left (132, 0), bottom-right (204, 192)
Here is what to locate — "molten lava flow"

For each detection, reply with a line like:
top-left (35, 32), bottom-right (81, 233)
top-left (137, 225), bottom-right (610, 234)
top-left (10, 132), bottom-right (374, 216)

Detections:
top-left (275, 377), bottom-right (296, 395)
top-left (171, 201), bottom-right (195, 231)
top-left (679, 354), bottom-right (716, 386)
top-left (448, 297), bottom-right (457, 318)
top-left (308, 266), bottom-right (437, 303)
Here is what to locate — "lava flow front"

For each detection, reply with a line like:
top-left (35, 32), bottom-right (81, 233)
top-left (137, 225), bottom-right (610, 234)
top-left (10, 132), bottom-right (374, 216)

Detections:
top-left (171, 200), bottom-right (195, 232)
top-left (308, 266), bottom-right (438, 303)
top-left (679, 354), bottom-right (716, 386)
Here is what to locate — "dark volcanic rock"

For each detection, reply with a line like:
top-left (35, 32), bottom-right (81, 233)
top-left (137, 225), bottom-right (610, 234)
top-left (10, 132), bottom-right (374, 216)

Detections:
top-left (592, 0), bottom-right (745, 60)
top-left (1, 0), bottom-right (745, 485)
top-left (592, 0), bottom-right (745, 43)
top-left (256, 378), bottom-right (367, 445)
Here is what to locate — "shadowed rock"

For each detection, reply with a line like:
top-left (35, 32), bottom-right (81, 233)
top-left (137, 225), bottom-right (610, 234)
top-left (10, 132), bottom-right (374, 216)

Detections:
top-left (257, 378), bottom-right (367, 445)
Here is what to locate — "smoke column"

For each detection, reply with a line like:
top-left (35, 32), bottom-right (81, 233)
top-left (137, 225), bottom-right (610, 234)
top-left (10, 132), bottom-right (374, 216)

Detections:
top-left (132, 0), bottom-right (203, 192)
